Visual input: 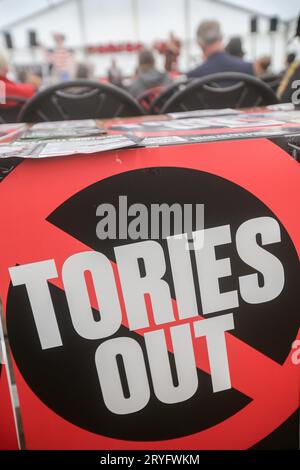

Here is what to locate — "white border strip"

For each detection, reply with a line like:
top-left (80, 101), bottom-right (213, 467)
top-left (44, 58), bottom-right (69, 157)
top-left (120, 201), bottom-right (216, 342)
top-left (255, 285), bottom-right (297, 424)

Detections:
top-left (0, 316), bottom-right (21, 448)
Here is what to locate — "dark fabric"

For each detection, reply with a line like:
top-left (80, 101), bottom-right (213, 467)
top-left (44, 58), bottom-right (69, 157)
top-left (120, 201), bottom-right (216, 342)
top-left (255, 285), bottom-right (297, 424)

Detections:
top-left (187, 51), bottom-right (254, 79)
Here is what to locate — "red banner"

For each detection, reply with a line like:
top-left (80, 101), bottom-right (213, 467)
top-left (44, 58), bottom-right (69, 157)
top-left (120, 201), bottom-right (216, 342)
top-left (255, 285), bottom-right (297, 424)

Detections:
top-left (0, 139), bottom-right (299, 449)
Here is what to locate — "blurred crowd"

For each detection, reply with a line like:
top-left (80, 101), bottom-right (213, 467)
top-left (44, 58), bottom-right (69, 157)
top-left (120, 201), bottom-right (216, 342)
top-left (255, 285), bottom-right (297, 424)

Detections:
top-left (0, 19), bottom-right (299, 108)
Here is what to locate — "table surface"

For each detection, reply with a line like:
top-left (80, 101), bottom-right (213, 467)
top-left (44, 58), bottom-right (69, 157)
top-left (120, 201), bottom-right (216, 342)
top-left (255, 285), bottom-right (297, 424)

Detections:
top-left (1, 104), bottom-right (300, 153)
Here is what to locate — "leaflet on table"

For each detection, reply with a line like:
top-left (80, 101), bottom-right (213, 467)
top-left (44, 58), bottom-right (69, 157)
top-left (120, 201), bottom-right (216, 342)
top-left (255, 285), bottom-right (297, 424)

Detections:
top-left (0, 142), bottom-right (39, 158)
top-left (140, 127), bottom-right (300, 146)
top-left (238, 110), bottom-right (300, 124)
top-left (31, 119), bottom-right (98, 129)
top-left (20, 127), bottom-right (106, 140)
top-left (110, 118), bottom-right (217, 131)
top-left (21, 119), bottom-right (105, 140)
top-left (0, 124), bottom-right (26, 140)
top-left (0, 135), bottom-right (141, 159)
top-left (110, 115), bottom-right (294, 132)
top-left (141, 136), bottom-right (187, 146)
top-left (266, 103), bottom-right (295, 111)
top-left (167, 103), bottom-right (294, 118)
top-left (167, 108), bottom-right (240, 119)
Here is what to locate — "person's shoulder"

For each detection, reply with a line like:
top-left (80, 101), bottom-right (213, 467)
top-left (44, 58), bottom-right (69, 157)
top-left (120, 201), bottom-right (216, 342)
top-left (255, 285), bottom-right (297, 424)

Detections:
top-left (224, 53), bottom-right (243, 65)
top-left (225, 54), bottom-right (254, 74)
top-left (186, 64), bottom-right (206, 78)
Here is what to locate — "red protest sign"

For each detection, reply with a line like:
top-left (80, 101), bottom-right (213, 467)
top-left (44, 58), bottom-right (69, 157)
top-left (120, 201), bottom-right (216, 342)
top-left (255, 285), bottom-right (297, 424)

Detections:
top-left (0, 138), bottom-right (299, 449)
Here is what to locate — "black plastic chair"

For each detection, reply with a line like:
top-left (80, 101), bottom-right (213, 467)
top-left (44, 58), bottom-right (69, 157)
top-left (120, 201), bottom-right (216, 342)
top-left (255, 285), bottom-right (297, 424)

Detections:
top-left (160, 73), bottom-right (279, 114)
top-left (149, 78), bottom-right (190, 114)
top-left (0, 97), bottom-right (27, 123)
top-left (262, 73), bottom-right (283, 94)
top-left (18, 80), bottom-right (145, 123)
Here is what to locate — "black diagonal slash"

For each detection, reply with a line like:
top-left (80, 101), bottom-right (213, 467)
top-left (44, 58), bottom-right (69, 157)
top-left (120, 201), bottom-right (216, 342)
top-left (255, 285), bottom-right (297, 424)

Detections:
top-left (11, 202), bottom-right (291, 401)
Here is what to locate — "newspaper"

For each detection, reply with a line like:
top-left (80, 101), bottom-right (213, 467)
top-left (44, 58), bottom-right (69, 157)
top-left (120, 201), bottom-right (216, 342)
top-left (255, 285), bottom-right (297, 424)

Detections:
top-left (167, 108), bottom-right (240, 119)
top-left (21, 119), bottom-right (105, 140)
top-left (31, 119), bottom-right (97, 129)
top-left (20, 127), bottom-right (105, 140)
top-left (0, 123), bottom-right (26, 141)
top-left (139, 127), bottom-right (300, 147)
top-left (0, 134), bottom-right (141, 159)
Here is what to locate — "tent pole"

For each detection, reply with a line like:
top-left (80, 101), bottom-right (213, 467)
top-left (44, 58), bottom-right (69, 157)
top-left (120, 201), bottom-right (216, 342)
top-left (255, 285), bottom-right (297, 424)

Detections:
top-left (132, 0), bottom-right (140, 42)
top-left (184, 0), bottom-right (191, 71)
top-left (76, 0), bottom-right (87, 57)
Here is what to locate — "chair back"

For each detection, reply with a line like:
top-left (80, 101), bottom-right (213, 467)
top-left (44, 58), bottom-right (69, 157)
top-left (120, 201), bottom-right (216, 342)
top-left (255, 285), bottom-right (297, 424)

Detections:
top-left (149, 78), bottom-right (190, 114)
top-left (18, 80), bottom-right (145, 122)
top-left (161, 73), bottom-right (278, 114)
top-left (262, 73), bottom-right (283, 94)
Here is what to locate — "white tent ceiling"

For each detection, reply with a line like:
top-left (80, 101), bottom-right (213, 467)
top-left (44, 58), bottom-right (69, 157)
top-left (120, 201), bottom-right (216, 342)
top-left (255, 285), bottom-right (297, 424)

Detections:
top-left (0, 0), bottom-right (298, 30)
top-left (227, 0), bottom-right (299, 21)
top-left (0, 0), bottom-right (65, 29)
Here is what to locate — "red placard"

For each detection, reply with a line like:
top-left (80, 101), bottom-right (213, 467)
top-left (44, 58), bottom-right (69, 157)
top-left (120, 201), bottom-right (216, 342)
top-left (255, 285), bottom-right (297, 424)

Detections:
top-left (0, 139), bottom-right (299, 449)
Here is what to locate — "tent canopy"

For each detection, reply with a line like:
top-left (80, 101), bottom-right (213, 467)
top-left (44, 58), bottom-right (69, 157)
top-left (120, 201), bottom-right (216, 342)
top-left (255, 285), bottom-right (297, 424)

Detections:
top-left (0, 0), bottom-right (298, 30)
top-left (227, 0), bottom-right (299, 21)
top-left (0, 0), bottom-right (64, 29)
